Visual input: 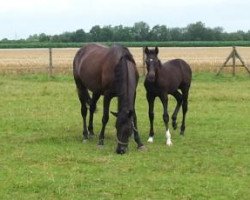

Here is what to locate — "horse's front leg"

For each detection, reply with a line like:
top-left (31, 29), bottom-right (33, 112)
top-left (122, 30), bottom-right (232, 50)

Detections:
top-left (98, 93), bottom-right (113, 146)
top-left (146, 92), bottom-right (155, 143)
top-left (132, 110), bottom-right (144, 149)
top-left (88, 92), bottom-right (101, 138)
top-left (159, 93), bottom-right (172, 146)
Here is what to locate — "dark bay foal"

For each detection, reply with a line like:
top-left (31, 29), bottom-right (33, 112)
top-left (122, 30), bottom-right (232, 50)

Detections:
top-left (144, 47), bottom-right (192, 146)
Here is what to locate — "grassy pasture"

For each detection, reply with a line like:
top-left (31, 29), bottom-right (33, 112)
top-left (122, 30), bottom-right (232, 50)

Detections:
top-left (1, 47), bottom-right (250, 75)
top-left (0, 73), bottom-right (250, 199)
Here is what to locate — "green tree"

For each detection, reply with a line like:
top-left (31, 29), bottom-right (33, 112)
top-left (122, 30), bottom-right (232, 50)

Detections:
top-left (100, 26), bottom-right (113, 41)
top-left (150, 25), bottom-right (171, 41)
top-left (170, 28), bottom-right (184, 41)
top-left (74, 29), bottom-right (86, 42)
top-left (89, 25), bottom-right (102, 42)
top-left (132, 21), bottom-right (150, 41)
top-left (38, 33), bottom-right (50, 42)
top-left (186, 21), bottom-right (207, 40)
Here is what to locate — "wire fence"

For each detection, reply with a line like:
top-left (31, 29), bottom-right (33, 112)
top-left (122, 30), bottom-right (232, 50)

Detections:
top-left (0, 47), bottom-right (250, 75)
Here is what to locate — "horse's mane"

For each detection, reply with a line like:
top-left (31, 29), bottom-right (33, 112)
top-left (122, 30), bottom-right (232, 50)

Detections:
top-left (113, 45), bottom-right (136, 113)
top-left (112, 44), bottom-right (135, 65)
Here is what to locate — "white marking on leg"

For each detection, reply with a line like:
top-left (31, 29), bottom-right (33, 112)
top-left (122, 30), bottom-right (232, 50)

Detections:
top-left (147, 137), bottom-right (154, 143)
top-left (166, 129), bottom-right (172, 146)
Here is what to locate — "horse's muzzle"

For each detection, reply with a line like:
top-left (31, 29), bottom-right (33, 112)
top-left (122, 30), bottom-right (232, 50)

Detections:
top-left (116, 145), bottom-right (127, 154)
top-left (146, 72), bottom-right (155, 82)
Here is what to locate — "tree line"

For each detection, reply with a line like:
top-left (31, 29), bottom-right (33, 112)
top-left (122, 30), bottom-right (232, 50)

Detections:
top-left (2, 21), bottom-right (250, 43)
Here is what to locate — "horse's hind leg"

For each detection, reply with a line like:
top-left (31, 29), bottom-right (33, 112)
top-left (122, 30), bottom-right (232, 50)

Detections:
top-left (98, 93), bottom-right (113, 146)
top-left (88, 92), bottom-right (101, 138)
top-left (78, 89), bottom-right (89, 141)
top-left (180, 86), bottom-right (190, 135)
top-left (171, 90), bottom-right (183, 130)
top-left (74, 78), bottom-right (90, 141)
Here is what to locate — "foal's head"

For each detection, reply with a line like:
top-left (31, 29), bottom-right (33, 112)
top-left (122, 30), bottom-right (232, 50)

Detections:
top-left (144, 46), bottom-right (160, 82)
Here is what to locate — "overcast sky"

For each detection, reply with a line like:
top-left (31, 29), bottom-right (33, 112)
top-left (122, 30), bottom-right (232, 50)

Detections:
top-left (1, 0), bottom-right (250, 39)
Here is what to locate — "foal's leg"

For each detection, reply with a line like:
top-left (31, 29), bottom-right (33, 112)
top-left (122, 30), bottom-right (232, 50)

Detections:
top-left (98, 93), bottom-right (113, 146)
top-left (171, 90), bottom-right (183, 130)
top-left (88, 92), bottom-right (101, 138)
top-left (147, 92), bottom-right (156, 143)
top-left (159, 93), bottom-right (172, 146)
top-left (180, 86), bottom-right (190, 135)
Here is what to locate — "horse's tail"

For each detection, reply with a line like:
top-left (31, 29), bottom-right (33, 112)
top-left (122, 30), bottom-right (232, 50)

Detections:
top-left (73, 47), bottom-right (92, 107)
top-left (74, 77), bottom-right (91, 107)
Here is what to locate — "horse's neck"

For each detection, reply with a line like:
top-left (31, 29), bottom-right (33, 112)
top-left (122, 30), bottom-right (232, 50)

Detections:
top-left (118, 61), bottom-right (136, 112)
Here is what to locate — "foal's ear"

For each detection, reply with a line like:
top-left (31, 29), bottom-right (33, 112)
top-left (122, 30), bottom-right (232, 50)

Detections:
top-left (144, 46), bottom-right (149, 54)
top-left (155, 46), bottom-right (159, 55)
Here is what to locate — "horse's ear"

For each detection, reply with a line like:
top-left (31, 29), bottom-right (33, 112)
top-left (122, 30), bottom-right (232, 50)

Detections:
top-left (144, 46), bottom-right (149, 54)
top-left (155, 46), bottom-right (159, 55)
top-left (110, 111), bottom-right (118, 117)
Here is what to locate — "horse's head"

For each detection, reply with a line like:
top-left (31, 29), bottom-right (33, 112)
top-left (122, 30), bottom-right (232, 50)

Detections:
top-left (111, 110), bottom-right (133, 154)
top-left (144, 46), bottom-right (160, 82)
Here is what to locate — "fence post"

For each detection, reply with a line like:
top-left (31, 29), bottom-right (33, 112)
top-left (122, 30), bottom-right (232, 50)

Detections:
top-left (232, 46), bottom-right (236, 76)
top-left (142, 47), bottom-right (146, 75)
top-left (48, 48), bottom-right (53, 76)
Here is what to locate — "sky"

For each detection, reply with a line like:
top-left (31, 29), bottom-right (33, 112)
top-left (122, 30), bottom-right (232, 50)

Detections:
top-left (0, 0), bottom-right (250, 40)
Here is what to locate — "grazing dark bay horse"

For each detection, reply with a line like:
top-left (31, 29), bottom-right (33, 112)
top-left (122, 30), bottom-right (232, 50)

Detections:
top-left (144, 47), bottom-right (192, 146)
top-left (73, 43), bottom-right (144, 154)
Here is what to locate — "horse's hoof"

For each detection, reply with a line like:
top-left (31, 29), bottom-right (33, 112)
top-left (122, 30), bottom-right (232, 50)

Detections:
top-left (138, 145), bottom-right (147, 151)
top-left (97, 144), bottom-right (104, 149)
top-left (147, 137), bottom-right (154, 143)
top-left (89, 133), bottom-right (95, 139)
top-left (82, 139), bottom-right (88, 143)
top-left (172, 122), bottom-right (177, 130)
top-left (166, 139), bottom-right (173, 146)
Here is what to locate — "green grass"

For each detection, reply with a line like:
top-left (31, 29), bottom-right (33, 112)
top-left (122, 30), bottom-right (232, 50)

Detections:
top-left (0, 73), bottom-right (250, 199)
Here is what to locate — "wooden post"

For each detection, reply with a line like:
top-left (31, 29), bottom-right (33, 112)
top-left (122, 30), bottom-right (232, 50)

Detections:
top-left (217, 46), bottom-right (250, 76)
top-left (232, 46), bottom-right (236, 76)
top-left (48, 48), bottom-right (53, 76)
top-left (142, 47), bottom-right (146, 75)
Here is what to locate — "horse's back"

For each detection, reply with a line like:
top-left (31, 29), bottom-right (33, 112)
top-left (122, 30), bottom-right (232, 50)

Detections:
top-left (73, 44), bottom-right (116, 92)
top-left (166, 59), bottom-right (191, 81)
top-left (159, 59), bottom-right (192, 92)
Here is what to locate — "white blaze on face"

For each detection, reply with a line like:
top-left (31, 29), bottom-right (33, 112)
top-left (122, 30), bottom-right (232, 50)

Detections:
top-left (147, 137), bottom-right (154, 143)
top-left (166, 129), bottom-right (172, 146)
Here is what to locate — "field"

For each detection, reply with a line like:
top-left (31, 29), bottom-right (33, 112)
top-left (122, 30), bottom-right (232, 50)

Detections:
top-left (0, 73), bottom-right (250, 199)
top-left (1, 47), bottom-right (250, 74)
